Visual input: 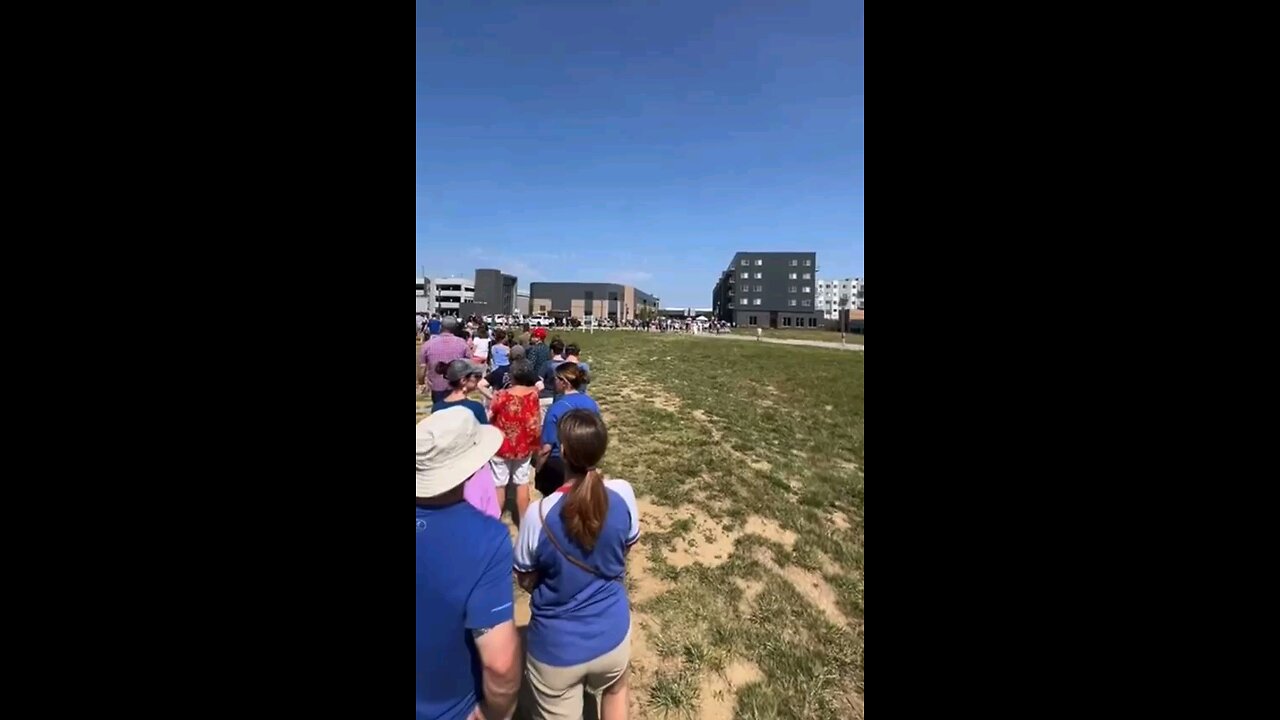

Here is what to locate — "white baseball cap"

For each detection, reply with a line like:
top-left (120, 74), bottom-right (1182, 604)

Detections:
top-left (415, 408), bottom-right (503, 498)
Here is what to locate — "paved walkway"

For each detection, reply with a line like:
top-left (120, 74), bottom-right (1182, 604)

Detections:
top-left (697, 332), bottom-right (864, 351)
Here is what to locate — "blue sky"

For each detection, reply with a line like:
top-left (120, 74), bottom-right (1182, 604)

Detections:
top-left (417, 0), bottom-right (863, 308)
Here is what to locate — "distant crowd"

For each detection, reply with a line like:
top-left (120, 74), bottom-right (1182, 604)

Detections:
top-left (418, 311), bottom-right (730, 338)
top-left (418, 312), bottom-right (640, 720)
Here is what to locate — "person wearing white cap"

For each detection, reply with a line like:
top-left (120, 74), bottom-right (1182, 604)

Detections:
top-left (416, 408), bottom-right (519, 720)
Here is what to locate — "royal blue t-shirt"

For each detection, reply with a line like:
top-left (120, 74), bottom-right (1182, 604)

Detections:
top-left (432, 398), bottom-right (487, 425)
top-left (416, 503), bottom-right (514, 720)
top-left (541, 393), bottom-right (601, 458)
top-left (514, 480), bottom-right (641, 666)
top-left (428, 318), bottom-right (442, 336)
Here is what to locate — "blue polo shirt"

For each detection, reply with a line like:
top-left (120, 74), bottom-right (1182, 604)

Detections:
top-left (416, 503), bottom-right (514, 720)
top-left (514, 480), bottom-right (641, 666)
top-left (541, 393), bottom-right (601, 458)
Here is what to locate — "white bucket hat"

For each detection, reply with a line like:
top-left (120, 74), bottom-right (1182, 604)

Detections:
top-left (416, 407), bottom-right (503, 498)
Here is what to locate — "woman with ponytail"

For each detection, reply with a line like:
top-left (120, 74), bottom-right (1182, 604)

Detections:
top-left (514, 410), bottom-right (639, 720)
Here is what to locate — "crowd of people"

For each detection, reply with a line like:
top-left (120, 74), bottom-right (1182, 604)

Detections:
top-left (418, 311), bottom-right (732, 339)
top-left (417, 315), bottom-right (638, 720)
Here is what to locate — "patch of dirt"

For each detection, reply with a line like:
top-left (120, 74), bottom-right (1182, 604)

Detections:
top-left (698, 660), bottom-right (764, 720)
top-left (667, 506), bottom-right (738, 569)
top-left (661, 507), bottom-right (796, 569)
top-left (627, 546), bottom-right (672, 604)
top-left (514, 590), bottom-right (531, 627)
top-left (742, 516), bottom-right (797, 548)
top-left (628, 612), bottom-right (659, 720)
top-left (830, 511), bottom-right (851, 530)
top-left (815, 550), bottom-right (844, 578)
top-left (843, 690), bottom-right (865, 720)
top-left (732, 578), bottom-right (765, 614)
top-left (780, 564), bottom-right (849, 627)
top-left (690, 409), bottom-right (723, 442)
top-left (645, 387), bottom-right (683, 412)
top-left (636, 496), bottom-right (675, 532)
top-left (751, 547), bottom-right (849, 628)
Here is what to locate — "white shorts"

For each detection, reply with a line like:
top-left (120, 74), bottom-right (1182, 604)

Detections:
top-left (490, 456), bottom-right (533, 486)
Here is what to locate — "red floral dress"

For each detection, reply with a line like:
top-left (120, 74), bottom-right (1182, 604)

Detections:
top-left (491, 390), bottom-right (541, 459)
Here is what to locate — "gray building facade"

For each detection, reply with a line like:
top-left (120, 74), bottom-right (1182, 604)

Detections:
top-left (712, 251), bottom-right (822, 329)
top-left (473, 268), bottom-right (518, 315)
top-left (528, 282), bottom-right (659, 322)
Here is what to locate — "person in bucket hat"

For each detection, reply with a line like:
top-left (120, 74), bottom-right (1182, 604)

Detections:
top-left (416, 408), bottom-right (520, 720)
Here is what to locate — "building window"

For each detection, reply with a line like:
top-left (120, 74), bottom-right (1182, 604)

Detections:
top-left (754, 272), bottom-right (763, 279)
top-left (801, 299), bottom-right (811, 306)
top-left (740, 259), bottom-right (749, 266)
top-left (753, 298), bottom-right (761, 305)
top-left (789, 299), bottom-right (797, 306)
top-left (584, 291), bottom-right (594, 315)
top-left (790, 259), bottom-right (798, 266)
top-left (802, 286), bottom-right (811, 293)
top-left (789, 286), bottom-right (797, 293)
top-left (741, 272), bottom-right (749, 279)
top-left (754, 285), bottom-right (763, 292)
top-left (783, 317), bottom-right (792, 327)
top-left (809, 317), bottom-right (818, 327)
top-left (803, 259), bottom-right (811, 266)
top-left (748, 315), bottom-right (758, 326)
top-left (802, 273), bottom-right (811, 279)
top-left (755, 259), bottom-right (763, 266)
top-left (788, 272), bottom-right (797, 279)
top-left (538, 304), bottom-right (547, 312)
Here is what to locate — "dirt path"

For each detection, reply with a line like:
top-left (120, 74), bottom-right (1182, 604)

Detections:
top-left (697, 332), bottom-right (865, 351)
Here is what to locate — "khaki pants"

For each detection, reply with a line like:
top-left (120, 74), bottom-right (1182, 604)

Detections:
top-left (524, 632), bottom-right (630, 720)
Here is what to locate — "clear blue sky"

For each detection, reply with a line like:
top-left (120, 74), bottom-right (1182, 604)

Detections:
top-left (416, 0), bottom-right (863, 308)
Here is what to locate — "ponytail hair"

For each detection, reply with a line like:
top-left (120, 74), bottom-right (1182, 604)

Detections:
top-left (558, 409), bottom-right (609, 550)
top-left (555, 362), bottom-right (590, 390)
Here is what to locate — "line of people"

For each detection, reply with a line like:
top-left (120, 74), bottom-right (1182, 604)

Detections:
top-left (419, 321), bottom-right (632, 719)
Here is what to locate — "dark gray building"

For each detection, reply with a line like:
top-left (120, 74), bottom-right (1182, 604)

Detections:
top-left (528, 282), bottom-right (659, 322)
top-left (712, 251), bottom-right (821, 329)
top-left (472, 268), bottom-right (518, 315)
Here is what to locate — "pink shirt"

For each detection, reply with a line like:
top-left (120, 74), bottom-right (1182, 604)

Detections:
top-left (463, 463), bottom-right (500, 519)
top-left (422, 333), bottom-right (469, 393)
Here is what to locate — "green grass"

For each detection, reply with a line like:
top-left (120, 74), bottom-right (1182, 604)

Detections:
top-left (580, 332), bottom-right (864, 719)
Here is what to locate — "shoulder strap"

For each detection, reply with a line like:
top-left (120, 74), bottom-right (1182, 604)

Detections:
top-left (538, 495), bottom-right (622, 581)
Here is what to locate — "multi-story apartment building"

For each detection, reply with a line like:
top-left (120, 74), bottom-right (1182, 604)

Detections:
top-left (814, 277), bottom-right (862, 320)
top-left (711, 251), bottom-right (821, 328)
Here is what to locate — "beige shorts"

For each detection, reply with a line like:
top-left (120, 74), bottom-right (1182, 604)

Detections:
top-left (524, 632), bottom-right (631, 720)
top-left (490, 456), bottom-right (532, 486)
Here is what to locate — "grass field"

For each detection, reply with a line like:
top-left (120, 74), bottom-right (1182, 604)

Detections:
top-left (419, 332), bottom-right (865, 719)
top-left (728, 327), bottom-right (864, 344)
